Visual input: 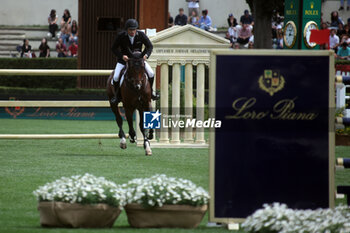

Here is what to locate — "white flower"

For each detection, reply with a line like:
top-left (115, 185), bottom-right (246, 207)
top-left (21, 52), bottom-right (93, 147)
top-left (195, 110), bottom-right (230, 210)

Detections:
top-left (124, 174), bottom-right (210, 208)
top-left (242, 203), bottom-right (350, 233)
top-left (33, 173), bottom-right (126, 208)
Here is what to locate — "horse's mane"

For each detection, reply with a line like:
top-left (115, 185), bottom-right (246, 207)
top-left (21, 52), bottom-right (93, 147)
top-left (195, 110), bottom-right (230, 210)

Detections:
top-left (131, 51), bottom-right (142, 59)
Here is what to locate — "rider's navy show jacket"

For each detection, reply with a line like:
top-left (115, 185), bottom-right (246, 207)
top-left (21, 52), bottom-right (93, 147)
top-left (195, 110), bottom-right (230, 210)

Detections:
top-left (111, 30), bottom-right (153, 65)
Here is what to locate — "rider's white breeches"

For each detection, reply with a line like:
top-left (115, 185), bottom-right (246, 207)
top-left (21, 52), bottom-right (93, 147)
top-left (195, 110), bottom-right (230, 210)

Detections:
top-left (113, 61), bottom-right (154, 83)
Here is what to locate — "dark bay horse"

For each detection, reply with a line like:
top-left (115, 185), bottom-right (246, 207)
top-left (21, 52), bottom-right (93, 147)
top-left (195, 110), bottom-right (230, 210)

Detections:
top-left (107, 51), bottom-right (154, 155)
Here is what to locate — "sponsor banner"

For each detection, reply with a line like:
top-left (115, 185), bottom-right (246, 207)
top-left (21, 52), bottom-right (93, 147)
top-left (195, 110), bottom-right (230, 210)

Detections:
top-left (210, 51), bottom-right (334, 222)
top-left (0, 107), bottom-right (116, 120)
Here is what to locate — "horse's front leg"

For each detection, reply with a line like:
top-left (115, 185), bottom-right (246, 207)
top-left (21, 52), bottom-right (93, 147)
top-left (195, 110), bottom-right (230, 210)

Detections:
top-left (125, 107), bottom-right (136, 143)
top-left (109, 102), bottom-right (126, 149)
top-left (138, 107), bottom-right (152, 156)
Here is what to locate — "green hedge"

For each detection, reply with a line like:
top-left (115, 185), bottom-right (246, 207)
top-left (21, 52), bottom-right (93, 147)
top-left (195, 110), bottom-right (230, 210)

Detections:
top-left (0, 58), bottom-right (77, 89)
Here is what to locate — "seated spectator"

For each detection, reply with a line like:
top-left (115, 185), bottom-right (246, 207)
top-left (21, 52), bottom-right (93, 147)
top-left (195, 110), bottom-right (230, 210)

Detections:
top-left (68, 41), bottom-right (78, 57)
top-left (248, 42), bottom-right (254, 49)
top-left (237, 24), bottom-right (252, 45)
top-left (48, 9), bottom-right (58, 38)
top-left (69, 20), bottom-right (79, 45)
top-left (330, 29), bottom-right (340, 53)
top-left (60, 25), bottom-right (70, 47)
top-left (337, 42), bottom-right (350, 59)
top-left (344, 24), bottom-right (350, 36)
top-left (341, 35), bottom-right (350, 45)
top-left (175, 8), bottom-right (188, 26)
top-left (198, 9), bottom-right (212, 31)
top-left (189, 10), bottom-right (199, 27)
top-left (330, 11), bottom-right (344, 29)
top-left (60, 9), bottom-right (72, 29)
top-left (56, 38), bottom-right (67, 57)
top-left (39, 38), bottom-right (50, 58)
top-left (240, 9), bottom-right (254, 26)
top-left (338, 23), bottom-right (346, 37)
top-left (227, 25), bottom-right (238, 44)
top-left (276, 25), bottom-right (283, 49)
top-left (168, 12), bottom-right (174, 27)
top-left (21, 39), bottom-right (32, 58)
top-left (320, 22), bottom-right (329, 50)
top-left (227, 13), bottom-right (237, 27)
top-left (186, 0), bottom-right (200, 16)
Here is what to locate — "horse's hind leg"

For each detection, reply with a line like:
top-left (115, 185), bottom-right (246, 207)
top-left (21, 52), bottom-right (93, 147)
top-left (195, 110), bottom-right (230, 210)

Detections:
top-left (138, 108), bottom-right (152, 156)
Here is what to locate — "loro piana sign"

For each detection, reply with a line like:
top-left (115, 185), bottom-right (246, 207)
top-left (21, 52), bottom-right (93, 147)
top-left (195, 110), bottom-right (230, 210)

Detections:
top-left (209, 50), bottom-right (335, 223)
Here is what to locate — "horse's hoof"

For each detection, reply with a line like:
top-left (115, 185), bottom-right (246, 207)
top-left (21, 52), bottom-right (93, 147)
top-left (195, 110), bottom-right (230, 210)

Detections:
top-left (145, 150), bottom-right (152, 156)
top-left (130, 136), bottom-right (136, 143)
top-left (120, 138), bottom-right (127, 149)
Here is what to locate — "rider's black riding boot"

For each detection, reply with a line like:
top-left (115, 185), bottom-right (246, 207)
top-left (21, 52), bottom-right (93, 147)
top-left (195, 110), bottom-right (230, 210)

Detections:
top-left (111, 81), bottom-right (121, 104)
top-left (149, 76), bottom-right (160, 100)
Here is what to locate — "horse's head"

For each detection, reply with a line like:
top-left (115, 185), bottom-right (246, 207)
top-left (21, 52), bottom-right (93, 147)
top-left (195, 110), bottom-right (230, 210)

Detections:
top-left (126, 50), bottom-right (145, 90)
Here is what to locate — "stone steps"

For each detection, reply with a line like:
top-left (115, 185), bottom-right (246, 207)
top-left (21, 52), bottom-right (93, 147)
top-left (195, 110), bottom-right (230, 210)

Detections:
top-left (0, 26), bottom-right (63, 57)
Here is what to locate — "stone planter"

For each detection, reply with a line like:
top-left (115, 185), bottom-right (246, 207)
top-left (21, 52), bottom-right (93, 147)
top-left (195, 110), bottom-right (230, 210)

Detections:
top-left (336, 134), bottom-right (350, 146)
top-left (38, 202), bottom-right (121, 228)
top-left (125, 203), bottom-right (208, 228)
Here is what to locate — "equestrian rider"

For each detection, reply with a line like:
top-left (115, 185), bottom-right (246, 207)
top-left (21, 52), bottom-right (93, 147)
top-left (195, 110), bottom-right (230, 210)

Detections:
top-left (111, 19), bottom-right (159, 104)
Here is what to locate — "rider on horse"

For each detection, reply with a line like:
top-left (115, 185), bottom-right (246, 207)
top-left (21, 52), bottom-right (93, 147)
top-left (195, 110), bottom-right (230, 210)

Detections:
top-left (111, 18), bottom-right (159, 104)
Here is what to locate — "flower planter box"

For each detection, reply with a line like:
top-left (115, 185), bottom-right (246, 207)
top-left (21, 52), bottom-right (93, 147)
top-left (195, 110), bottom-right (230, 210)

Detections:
top-left (38, 202), bottom-right (121, 228)
top-left (336, 134), bottom-right (350, 146)
top-left (125, 203), bottom-right (207, 228)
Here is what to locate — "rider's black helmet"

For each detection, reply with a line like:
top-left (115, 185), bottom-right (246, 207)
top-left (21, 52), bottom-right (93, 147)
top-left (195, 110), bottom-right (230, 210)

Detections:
top-left (125, 19), bottom-right (139, 30)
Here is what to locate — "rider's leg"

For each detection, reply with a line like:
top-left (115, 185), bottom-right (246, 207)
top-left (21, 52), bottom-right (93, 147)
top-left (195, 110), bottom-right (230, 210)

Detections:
top-left (111, 63), bottom-right (125, 104)
top-left (144, 61), bottom-right (160, 100)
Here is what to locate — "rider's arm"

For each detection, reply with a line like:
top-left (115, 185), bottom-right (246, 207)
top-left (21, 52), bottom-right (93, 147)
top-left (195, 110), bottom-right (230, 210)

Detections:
top-left (111, 32), bottom-right (123, 61)
top-left (140, 32), bottom-right (153, 59)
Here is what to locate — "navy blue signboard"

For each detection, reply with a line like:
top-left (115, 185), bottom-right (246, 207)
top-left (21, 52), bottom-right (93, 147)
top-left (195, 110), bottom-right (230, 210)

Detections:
top-left (209, 50), bottom-right (335, 223)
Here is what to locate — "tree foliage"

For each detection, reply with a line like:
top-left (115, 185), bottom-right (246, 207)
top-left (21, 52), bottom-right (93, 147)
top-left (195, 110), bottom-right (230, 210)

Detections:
top-left (246, 0), bottom-right (284, 48)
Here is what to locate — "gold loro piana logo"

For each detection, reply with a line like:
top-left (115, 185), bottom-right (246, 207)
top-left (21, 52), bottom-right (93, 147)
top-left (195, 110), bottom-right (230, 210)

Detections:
top-left (258, 69), bottom-right (285, 96)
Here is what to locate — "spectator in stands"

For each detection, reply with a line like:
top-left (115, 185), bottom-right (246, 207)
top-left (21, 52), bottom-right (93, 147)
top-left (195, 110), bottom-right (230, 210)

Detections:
top-left (344, 24), bottom-right (350, 36)
top-left (48, 9), bottom-right (58, 38)
top-left (56, 38), bottom-right (67, 57)
top-left (336, 42), bottom-right (350, 59)
top-left (39, 38), bottom-right (50, 58)
top-left (248, 42), bottom-right (254, 49)
top-left (341, 34), bottom-right (350, 45)
top-left (68, 40), bottom-right (78, 57)
top-left (198, 9), bottom-right (212, 31)
top-left (175, 8), bottom-right (188, 26)
top-left (320, 22), bottom-right (329, 50)
top-left (276, 25), bottom-right (283, 49)
top-left (69, 20), bottom-right (79, 45)
top-left (233, 42), bottom-right (240, 49)
top-left (21, 39), bottom-right (32, 58)
top-left (227, 13), bottom-right (237, 27)
top-left (340, 0), bottom-right (350, 10)
top-left (338, 23), bottom-right (346, 37)
top-left (189, 10), bottom-right (199, 27)
top-left (168, 12), bottom-right (174, 27)
top-left (60, 9), bottom-right (72, 29)
top-left (186, 0), bottom-right (200, 16)
top-left (60, 24), bottom-right (70, 47)
top-left (330, 11), bottom-right (344, 29)
top-left (240, 10), bottom-right (254, 26)
top-left (237, 23), bottom-right (252, 46)
top-left (330, 29), bottom-right (340, 53)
